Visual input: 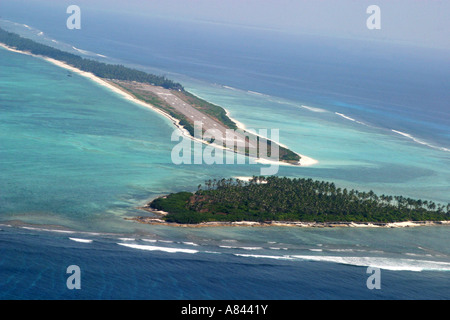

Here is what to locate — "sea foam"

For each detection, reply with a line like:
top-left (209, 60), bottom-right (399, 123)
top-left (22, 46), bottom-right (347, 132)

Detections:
top-left (117, 243), bottom-right (199, 254)
top-left (335, 112), bottom-right (367, 126)
top-left (290, 255), bottom-right (450, 272)
top-left (392, 130), bottom-right (450, 152)
top-left (69, 237), bottom-right (93, 243)
top-left (232, 252), bottom-right (450, 272)
top-left (300, 105), bottom-right (327, 113)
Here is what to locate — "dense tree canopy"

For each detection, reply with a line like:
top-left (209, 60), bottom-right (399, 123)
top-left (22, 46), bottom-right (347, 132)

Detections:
top-left (0, 27), bottom-right (183, 90)
top-left (150, 176), bottom-right (450, 224)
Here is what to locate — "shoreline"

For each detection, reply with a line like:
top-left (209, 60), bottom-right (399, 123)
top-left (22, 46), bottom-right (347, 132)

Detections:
top-left (0, 41), bottom-right (318, 168)
top-left (129, 213), bottom-right (450, 229)
top-left (135, 184), bottom-right (450, 229)
top-left (0, 43), bottom-right (193, 141)
top-left (223, 107), bottom-right (318, 167)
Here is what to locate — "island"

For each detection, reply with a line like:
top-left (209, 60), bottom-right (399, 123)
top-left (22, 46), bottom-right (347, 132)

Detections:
top-left (0, 27), bottom-right (301, 165)
top-left (133, 176), bottom-right (450, 227)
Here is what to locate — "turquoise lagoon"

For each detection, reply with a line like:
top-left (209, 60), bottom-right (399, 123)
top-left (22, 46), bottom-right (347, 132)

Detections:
top-left (0, 21), bottom-right (449, 300)
top-left (0, 45), bottom-right (449, 234)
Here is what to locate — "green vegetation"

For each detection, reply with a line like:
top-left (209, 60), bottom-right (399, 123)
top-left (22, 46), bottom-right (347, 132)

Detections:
top-left (113, 81), bottom-right (300, 163)
top-left (149, 176), bottom-right (450, 224)
top-left (173, 90), bottom-right (237, 130)
top-left (0, 28), bottom-right (299, 163)
top-left (171, 92), bottom-right (299, 162)
top-left (0, 27), bottom-right (183, 90)
top-left (112, 81), bottom-right (196, 136)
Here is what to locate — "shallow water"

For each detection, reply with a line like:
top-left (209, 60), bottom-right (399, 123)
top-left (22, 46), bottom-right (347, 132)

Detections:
top-left (0, 9), bottom-right (448, 299)
top-left (0, 224), bottom-right (449, 299)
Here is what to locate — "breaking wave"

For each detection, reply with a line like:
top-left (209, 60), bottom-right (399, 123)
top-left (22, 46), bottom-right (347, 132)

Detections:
top-left (335, 112), bottom-right (368, 126)
top-left (72, 46), bottom-right (89, 55)
top-left (392, 130), bottom-right (450, 152)
top-left (117, 243), bottom-right (199, 254)
top-left (233, 253), bottom-right (450, 272)
top-left (299, 105), bottom-right (327, 113)
top-left (290, 255), bottom-right (450, 272)
top-left (69, 237), bottom-right (93, 243)
top-left (248, 90), bottom-right (270, 97)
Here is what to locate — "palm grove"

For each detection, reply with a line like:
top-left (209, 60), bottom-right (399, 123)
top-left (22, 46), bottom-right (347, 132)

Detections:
top-left (0, 27), bottom-right (183, 90)
top-left (150, 176), bottom-right (450, 224)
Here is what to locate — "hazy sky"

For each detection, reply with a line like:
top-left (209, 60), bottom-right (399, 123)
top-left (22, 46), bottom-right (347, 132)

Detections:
top-left (3, 0), bottom-right (450, 50)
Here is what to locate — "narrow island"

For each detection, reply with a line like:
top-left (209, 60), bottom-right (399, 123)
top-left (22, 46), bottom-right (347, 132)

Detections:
top-left (2, 29), bottom-right (448, 229)
top-left (133, 176), bottom-right (450, 227)
top-left (0, 27), bottom-right (302, 165)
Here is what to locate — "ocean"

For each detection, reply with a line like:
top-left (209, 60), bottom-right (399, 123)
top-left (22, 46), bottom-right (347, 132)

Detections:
top-left (1, 224), bottom-right (450, 300)
top-left (0, 3), bottom-right (449, 300)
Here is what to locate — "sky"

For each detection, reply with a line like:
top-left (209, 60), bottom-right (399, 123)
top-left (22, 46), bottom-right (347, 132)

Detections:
top-left (1, 0), bottom-right (449, 50)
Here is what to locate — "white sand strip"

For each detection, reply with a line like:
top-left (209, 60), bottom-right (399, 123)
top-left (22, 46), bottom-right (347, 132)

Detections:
top-left (0, 42), bottom-right (318, 167)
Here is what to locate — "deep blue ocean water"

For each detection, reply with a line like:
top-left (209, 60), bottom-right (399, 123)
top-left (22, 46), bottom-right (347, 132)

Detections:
top-left (0, 2), bottom-right (449, 300)
top-left (1, 224), bottom-right (449, 300)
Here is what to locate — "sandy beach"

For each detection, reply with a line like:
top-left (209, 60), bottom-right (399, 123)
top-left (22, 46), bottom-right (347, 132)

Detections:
top-left (135, 197), bottom-right (450, 229)
top-left (0, 41), bottom-right (318, 168)
top-left (0, 42), bottom-right (198, 140)
top-left (223, 107), bottom-right (318, 166)
top-left (130, 215), bottom-right (450, 228)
